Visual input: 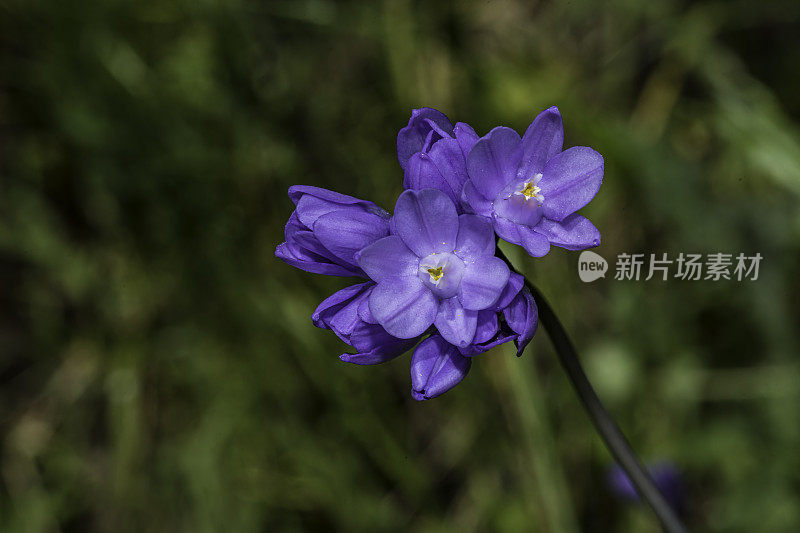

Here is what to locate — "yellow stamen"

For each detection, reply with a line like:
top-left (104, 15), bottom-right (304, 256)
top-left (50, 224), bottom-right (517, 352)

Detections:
top-left (521, 181), bottom-right (541, 199)
top-left (427, 266), bottom-right (444, 282)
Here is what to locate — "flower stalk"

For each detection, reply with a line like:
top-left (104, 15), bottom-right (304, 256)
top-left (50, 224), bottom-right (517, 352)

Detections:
top-left (497, 247), bottom-right (688, 533)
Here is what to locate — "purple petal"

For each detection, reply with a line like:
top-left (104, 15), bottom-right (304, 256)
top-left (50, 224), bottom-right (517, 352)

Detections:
top-left (397, 108), bottom-right (454, 170)
top-left (503, 290), bottom-right (538, 356)
top-left (288, 185), bottom-right (379, 206)
top-left (534, 214), bottom-right (600, 250)
top-left (328, 291), bottom-right (373, 341)
top-left (517, 106), bottom-right (564, 179)
top-left (291, 229), bottom-right (357, 268)
top-left (313, 210), bottom-right (389, 265)
top-left (284, 210), bottom-right (309, 236)
top-left (340, 351), bottom-right (398, 365)
top-left (369, 276), bottom-right (437, 339)
top-left (311, 282), bottom-right (372, 329)
top-left (434, 297), bottom-right (478, 347)
top-left (459, 331), bottom-right (517, 357)
top-left (339, 322), bottom-right (417, 365)
top-left (410, 336), bottom-right (472, 400)
top-left (342, 352), bottom-right (392, 365)
top-left (275, 242), bottom-right (361, 277)
top-left (454, 214), bottom-right (495, 261)
top-left (466, 126), bottom-right (522, 200)
top-left (491, 215), bottom-right (522, 246)
top-left (356, 236), bottom-right (419, 282)
top-left (474, 310), bottom-right (498, 343)
top-left (393, 189), bottom-right (459, 257)
top-left (340, 341), bottom-right (416, 365)
top-left (357, 294), bottom-right (379, 324)
top-left (539, 147), bottom-right (604, 222)
top-left (290, 185), bottom-right (389, 228)
top-left (490, 219), bottom-right (552, 264)
top-left (454, 122), bottom-right (479, 157)
top-left (492, 272), bottom-right (524, 311)
top-left (427, 137), bottom-right (469, 207)
top-left (461, 180), bottom-right (493, 217)
top-left (403, 152), bottom-right (456, 204)
top-left (518, 226), bottom-right (551, 257)
top-left (458, 255), bottom-right (510, 311)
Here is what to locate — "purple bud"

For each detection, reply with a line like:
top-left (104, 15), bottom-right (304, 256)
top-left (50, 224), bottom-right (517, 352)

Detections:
top-left (398, 109), bottom-right (480, 212)
top-left (276, 186), bottom-right (390, 277)
top-left (410, 335), bottom-right (472, 400)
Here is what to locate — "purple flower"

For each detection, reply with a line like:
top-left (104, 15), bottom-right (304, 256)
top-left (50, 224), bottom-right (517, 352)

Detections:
top-left (356, 188), bottom-right (511, 348)
top-left (276, 107), bottom-right (607, 401)
top-left (408, 277), bottom-right (539, 401)
top-left (275, 185), bottom-right (391, 277)
top-left (608, 461), bottom-right (686, 517)
top-left (457, 275), bottom-right (539, 358)
top-left (397, 108), bottom-right (479, 209)
top-left (462, 107), bottom-right (603, 257)
top-left (312, 282), bottom-right (418, 365)
top-left (276, 183), bottom-right (540, 401)
top-left (410, 335), bottom-right (472, 400)
top-left (502, 286), bottom-right (539, 356)
top-left (314, 276), bottom-right (538, 401)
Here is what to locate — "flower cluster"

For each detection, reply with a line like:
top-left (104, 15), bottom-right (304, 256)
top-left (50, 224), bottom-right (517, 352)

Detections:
top-left (276, 107), bottom-right (603, 400)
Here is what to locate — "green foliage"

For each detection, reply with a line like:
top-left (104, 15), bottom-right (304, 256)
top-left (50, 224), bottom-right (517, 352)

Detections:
top-left (2, 0), bottom-right (800, 531)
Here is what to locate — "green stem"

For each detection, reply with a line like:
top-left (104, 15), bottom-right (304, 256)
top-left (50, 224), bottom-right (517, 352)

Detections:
top-left (497, 247), bottom-right (688, 533)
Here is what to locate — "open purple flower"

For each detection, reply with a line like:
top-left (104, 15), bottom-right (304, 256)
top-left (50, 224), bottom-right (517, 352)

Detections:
top-left (397, 108), bottom-right (479, 209)
top-left (275, 185), bottom-right (391, 276)
top-left (356, 188), bottom-right (510, 348)
top-left (312, 282), bottom-right (418, 365)
top-left (462, 107), bottom-right (603, 257)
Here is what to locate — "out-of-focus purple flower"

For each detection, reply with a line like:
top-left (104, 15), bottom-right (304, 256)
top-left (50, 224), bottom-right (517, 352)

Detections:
top-left (608, 461), bottom-right (686, 517)
top-left (312, 282), bottom-right (418, 365)
top-left (356, 188), bottom-right (510, 348)
top-left (397, 108), bottom-right (479, 209)
top-left (275, 185), bottom-right (391, 276)
top-left (410, 335), bottom-right (472, 400)
top-left (462, 107), bottom-right (603, 258)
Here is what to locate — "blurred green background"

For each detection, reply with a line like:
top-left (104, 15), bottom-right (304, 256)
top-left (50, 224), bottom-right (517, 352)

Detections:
top-left (2, 0), bottom-right (800, 531)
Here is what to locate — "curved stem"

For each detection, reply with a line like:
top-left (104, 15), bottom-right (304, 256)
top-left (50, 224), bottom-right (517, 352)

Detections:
top-left (498, 249), bottom-right (687, 533)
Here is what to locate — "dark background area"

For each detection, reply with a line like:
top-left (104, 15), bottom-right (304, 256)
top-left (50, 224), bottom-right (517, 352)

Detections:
top-left (2, 0), bottom-right (800, 531)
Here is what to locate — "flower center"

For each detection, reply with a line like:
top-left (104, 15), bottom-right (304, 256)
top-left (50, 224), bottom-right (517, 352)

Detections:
top-left (426, 266), bottom-right (444, 282)
top-left (492, 173), bottom-right (545, 227)
top-left (418, 252), bottom-right (465, 299)
top-left (520, 181), bottom-right (541, 200)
